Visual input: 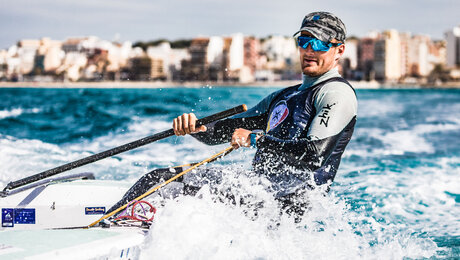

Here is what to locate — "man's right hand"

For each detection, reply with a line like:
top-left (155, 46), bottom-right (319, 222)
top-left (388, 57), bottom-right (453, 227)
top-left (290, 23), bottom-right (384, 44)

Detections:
top-left (172, 113), bottom-right (207, 136)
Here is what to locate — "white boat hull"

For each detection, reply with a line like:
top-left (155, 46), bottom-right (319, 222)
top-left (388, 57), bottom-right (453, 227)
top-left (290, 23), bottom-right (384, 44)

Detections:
top-left (0, 227), bottom-right (146, 259)
top-left (0, 178), bottom-right (150, 259)
top-left (1, 179), bottom-right (131, 230)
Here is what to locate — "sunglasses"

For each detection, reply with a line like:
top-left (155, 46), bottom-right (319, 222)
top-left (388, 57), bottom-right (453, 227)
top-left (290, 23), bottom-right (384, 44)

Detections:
top-left (297, 36), bottom-right (343, 52)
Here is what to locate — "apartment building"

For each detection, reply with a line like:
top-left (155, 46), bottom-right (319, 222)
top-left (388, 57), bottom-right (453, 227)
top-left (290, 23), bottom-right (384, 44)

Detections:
top-left (374, 30), bottom-right (402, 81)
top-left (358, 37), bottom-right (377, 80)
top-left (445, 25), bottom-right (460, 68)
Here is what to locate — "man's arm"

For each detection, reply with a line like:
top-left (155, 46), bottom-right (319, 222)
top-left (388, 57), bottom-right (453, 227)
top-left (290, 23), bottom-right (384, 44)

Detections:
top-left (174, 89), bottom-right (284, 146)
top-left (191, 115), bottom-right (267, 145)
top-left (307, 83), bottom-right (357, 139)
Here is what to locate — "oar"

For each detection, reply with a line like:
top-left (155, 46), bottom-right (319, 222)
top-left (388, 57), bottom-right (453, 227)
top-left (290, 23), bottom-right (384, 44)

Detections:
top-left (1, 104), bottom-right (247, 195)
top-left (88, 146), bottom-right (234, 227)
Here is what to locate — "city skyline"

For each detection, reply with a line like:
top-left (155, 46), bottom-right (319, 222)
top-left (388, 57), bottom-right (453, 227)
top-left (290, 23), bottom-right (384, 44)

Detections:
top-left (1, 0), bottom-right (458, 49)
top-left (1, 29), bottom-right (451, 84)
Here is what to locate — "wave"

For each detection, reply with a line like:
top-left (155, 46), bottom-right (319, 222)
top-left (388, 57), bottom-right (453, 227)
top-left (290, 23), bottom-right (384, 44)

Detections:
top-left (0, 107), bottom-right (41, 119)
top-left (346, 118), bottom-right (460, 158)
top-left (0, 118), bottom-right (249, 187)
top-left (358, 99), bottom-right (404, 118)
top-left (139, 173), bottom-right (438, 259)
top-left (337, 155), bottom-right (460, 235)
top-left (0, 135), bottom-right (451, 258)
top-left (0, 88), bottom-right (458, 258)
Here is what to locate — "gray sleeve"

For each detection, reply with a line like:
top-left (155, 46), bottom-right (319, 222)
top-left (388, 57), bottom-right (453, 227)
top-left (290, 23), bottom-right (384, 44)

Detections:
top-left (307, 82), bottom-right (357, 140)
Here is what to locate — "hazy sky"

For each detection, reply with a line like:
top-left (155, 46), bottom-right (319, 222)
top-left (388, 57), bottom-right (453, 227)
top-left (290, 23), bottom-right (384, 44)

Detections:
top-left (1, 0), bottom-right (458, 49)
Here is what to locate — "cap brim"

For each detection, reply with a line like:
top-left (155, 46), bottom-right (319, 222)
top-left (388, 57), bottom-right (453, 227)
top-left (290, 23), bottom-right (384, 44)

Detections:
top-left (292, 27), bottom-right (322, 40)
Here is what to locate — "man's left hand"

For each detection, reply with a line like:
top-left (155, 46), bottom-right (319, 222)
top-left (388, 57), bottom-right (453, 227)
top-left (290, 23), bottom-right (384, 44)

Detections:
top-left (231, 128), bottom-right (252, 149)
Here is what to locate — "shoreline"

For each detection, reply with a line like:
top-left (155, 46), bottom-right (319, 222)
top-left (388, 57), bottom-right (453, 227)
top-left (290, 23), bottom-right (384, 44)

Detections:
top-left (0, 80), bottom-right (301, 89)
top-left (0, 80), bottom-right (459, 89)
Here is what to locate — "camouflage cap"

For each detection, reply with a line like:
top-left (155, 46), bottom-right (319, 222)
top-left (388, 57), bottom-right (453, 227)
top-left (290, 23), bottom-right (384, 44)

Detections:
top-left (294, 11), bottom-right (347, 43)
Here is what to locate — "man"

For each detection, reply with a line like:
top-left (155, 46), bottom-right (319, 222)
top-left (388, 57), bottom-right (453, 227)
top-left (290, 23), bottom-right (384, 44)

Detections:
top-left (108, 11), bottom-right (357, 214)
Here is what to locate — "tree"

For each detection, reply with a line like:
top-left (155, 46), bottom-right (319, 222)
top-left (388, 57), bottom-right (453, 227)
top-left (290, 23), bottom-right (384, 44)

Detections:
top-left (133, 39), bottom-right (168, 51)
top-left (170, 39), bottom-right (192, 49)
top-left (428, 64), bottom-right (450, 83)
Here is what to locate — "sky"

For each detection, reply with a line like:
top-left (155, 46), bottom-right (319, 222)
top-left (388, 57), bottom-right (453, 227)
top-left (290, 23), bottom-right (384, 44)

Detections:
top-left (0, 0), bottom-right (458, 49)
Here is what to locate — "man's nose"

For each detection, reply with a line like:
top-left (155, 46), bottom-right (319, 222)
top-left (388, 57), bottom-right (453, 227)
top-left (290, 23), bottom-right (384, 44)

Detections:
top-left (301, 43), bottom-right (315, 54)
top-left (306, 43), bottom-right (315, 53)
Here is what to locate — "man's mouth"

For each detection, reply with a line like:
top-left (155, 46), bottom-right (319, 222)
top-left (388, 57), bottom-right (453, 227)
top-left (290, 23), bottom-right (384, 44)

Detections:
top-left (303, 57), bottom-right (317, 65)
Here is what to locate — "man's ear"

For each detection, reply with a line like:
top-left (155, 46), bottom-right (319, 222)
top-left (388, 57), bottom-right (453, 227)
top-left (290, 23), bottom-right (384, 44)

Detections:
top-left (335, 44), bottom-right (345, 61)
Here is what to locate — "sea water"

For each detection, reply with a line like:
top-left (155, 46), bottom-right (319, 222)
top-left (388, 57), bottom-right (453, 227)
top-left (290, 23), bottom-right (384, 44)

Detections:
top-left (0, 87), bottom-right (459, 259)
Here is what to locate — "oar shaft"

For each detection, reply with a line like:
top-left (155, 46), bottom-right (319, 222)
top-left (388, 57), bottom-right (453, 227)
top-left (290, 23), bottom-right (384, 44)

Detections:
top-left (3, 104), bottom-right (247, 192)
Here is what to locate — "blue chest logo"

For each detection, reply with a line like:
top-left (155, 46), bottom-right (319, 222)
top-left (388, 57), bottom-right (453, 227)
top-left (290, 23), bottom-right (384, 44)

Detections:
top-left (267, 101), bottom-right (289, 132)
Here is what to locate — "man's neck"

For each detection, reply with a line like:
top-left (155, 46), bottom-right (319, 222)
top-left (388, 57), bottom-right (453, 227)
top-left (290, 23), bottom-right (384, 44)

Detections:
top-left (299, 68), bottom-right (341, 90)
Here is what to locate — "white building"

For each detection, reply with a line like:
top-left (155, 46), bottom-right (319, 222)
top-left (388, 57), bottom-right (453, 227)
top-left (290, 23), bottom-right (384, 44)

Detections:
top-left (445, 25), bottom-right (460, 68)
top-left (106, 41), bottom-right (132, 72)
top-left (147, 42), bottom-right (171, 79)
top-left (341, 38), bottom-right (358, 69)
top-left (0, 50), bottom-right (7, 78)
top-left (57, 52), bottom-right (88, 81)
top-left (374, 29), bottom-right (402, 81)
top-left (147, 42), bottom-right (190, 80)
top-left (18, 39), bottom-right (40, 74)
top-left (261, 35), bottom-right (297, 70)
top-left (207, 36), bottom-right (224, 66)
top-left (39, 38), bottom-right (65, 72)
top-left (228, 33), bottom-right (244, 71)
top-left (170, 48), bottom-right (190, 71)
top-left (5, 45), bottom-right (20, 76)
top-left (408, 35), bottom-right (430, 76)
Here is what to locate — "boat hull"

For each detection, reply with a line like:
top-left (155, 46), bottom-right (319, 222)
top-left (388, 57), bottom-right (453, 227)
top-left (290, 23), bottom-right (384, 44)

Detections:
top-left (0, 227), bottom-right (146, 259)
top-left (1, 179), bottom-right (131, 230)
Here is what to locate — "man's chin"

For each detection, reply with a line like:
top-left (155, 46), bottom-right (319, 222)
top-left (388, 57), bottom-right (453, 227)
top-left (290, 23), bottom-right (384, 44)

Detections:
top-left (302, 70), bottom-right (321, 77)
top-left (301, 65), bottom-right (319, 76)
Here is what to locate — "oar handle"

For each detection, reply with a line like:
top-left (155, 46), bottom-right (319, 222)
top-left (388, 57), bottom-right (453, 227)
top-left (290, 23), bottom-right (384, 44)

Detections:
top-left (2, 104), bottom-right (247, 194)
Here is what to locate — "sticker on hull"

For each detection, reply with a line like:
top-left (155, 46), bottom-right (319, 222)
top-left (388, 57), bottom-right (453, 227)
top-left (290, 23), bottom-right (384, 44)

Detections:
top-left (2, 208), bottom-right (36, 227)
top-left (1, 208), bottom-right (14, 227)
top-left (85, 207), bottom-right (106, 215)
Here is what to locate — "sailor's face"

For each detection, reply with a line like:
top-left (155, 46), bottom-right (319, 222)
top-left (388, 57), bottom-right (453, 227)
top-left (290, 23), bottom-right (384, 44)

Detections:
top-left (298, 32), bottom-right (345, 77)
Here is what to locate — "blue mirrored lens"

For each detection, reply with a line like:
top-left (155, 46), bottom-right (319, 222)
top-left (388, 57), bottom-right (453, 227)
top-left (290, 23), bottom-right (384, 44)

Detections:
top-left (297, 36), bottom-right (331, 51)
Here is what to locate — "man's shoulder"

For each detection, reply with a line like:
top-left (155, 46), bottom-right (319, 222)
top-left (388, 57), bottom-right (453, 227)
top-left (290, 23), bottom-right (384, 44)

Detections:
top-left (320, 78), bottom-right (355, 95)
top-left (314, 78), bottom-right (357, 108)
top-left (270, 83), bottom-right (301, 97)
top-left (282, 83), bottom-right (302, 90)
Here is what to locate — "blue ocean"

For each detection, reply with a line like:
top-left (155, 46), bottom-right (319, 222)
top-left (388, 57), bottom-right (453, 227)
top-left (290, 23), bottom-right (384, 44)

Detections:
top-left (0, 86), bottom-right (459, 259)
